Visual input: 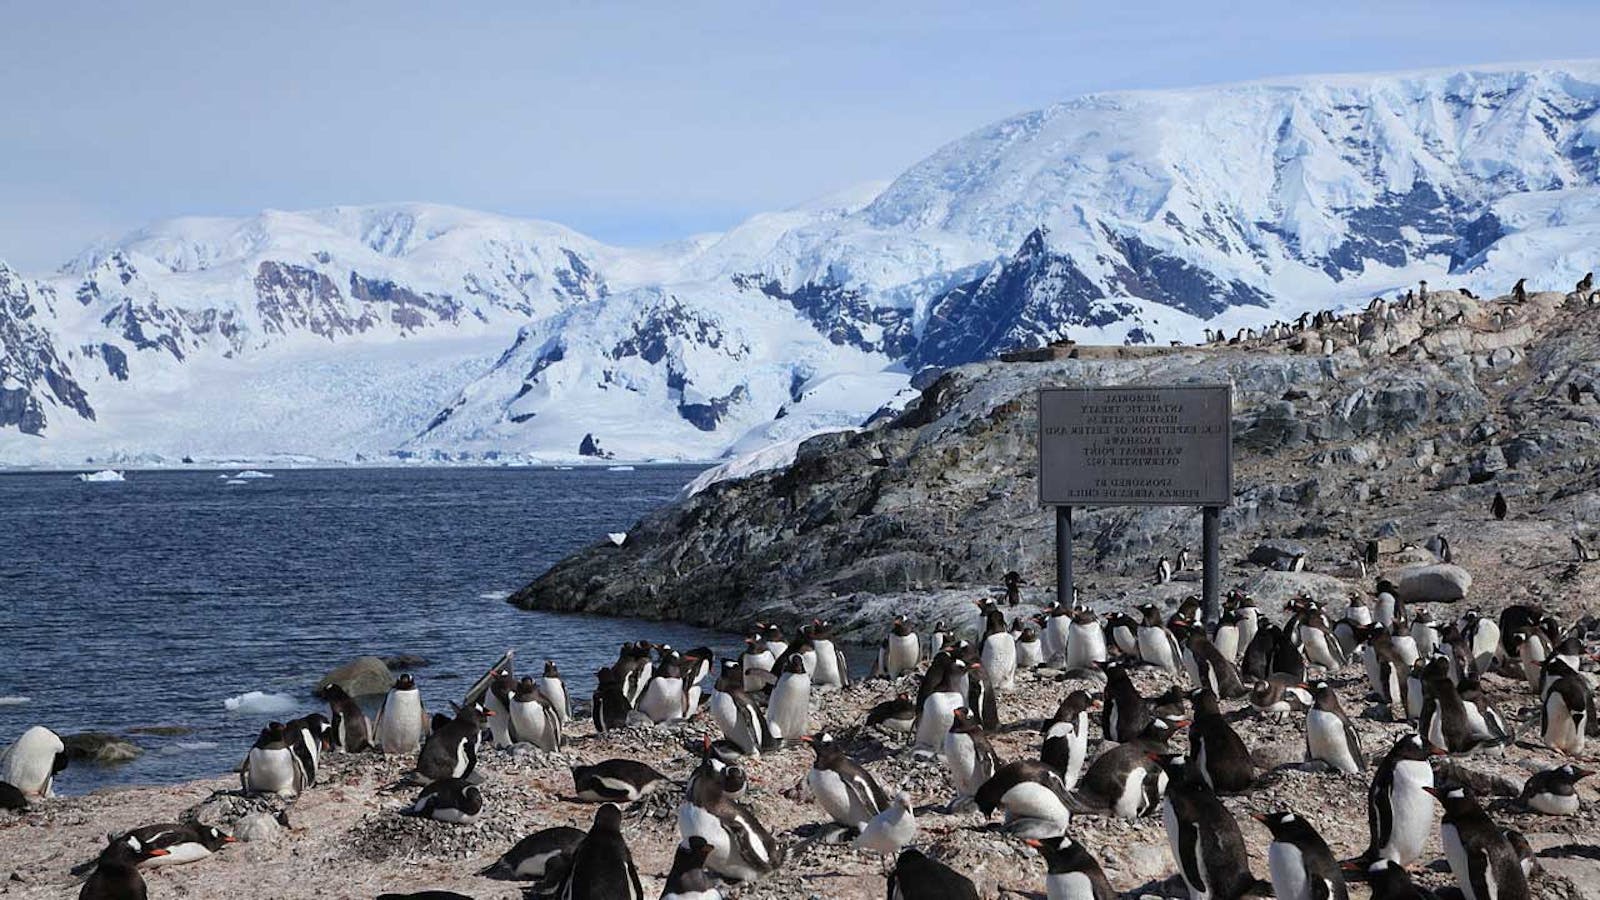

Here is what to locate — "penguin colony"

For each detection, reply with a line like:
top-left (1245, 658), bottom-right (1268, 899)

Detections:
top-left (6, 569), bottom-right (1597, 900)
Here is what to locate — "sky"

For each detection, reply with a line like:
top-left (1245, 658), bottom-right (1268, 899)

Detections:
top-left (4, 0), bottom-right (1600, 272)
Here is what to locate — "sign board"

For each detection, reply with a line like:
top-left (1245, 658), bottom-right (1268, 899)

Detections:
top-left (1038, 384), bottom-right (1232, 507)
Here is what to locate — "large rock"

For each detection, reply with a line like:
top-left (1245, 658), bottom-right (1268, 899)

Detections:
top-left (61, 732), bottom-right (141, 764)
top-left (1389, 563), bottom-right (1472, 602)
top-left (316, 656), bottom-right (394, 698)
top-left (233, 811), bottom-right (282, 844)
top-left (1247, 540), bottom-right (1309, 570)
top-left (1239, 571), bottom-right (1349, 606)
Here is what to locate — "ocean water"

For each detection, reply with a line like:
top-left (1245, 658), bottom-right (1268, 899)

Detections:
top-left (0, 466), bottom-right (734, 794)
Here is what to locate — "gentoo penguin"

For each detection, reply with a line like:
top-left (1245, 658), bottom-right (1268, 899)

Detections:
top-left (1029, 834), bottom-right (1116, 900)
top-left (1410, 610), bottom-right (1440, 659)
top-left (1358, 734), bottom-right (1437, 867)
top-left (1079, 719), bottom-right (1176, 819)
top-left (1136, 603), bottom-right (1183, 676)
top-left (804, 731), bottom-right (888, 837)
top-left (944, 708), bottom-right (1000, 811)
top-left (1272, 621), bottom-right (1307, 681)
top-left (0, 725), bottom-right (67, 799)
top-left (78, 834), bottom-right (168, 900)
top-left (1229, 592), bottom-right (1261, 652)
top-left (978, 606), bottom-right (1018, 690)
top-left (976, 759), bottom-right (1073, 837)
top-left (1513, 626), bottom-right (1552, 691)
top-left (240, 722), bottom-right (306, 797)
top-left (479, 825), bottom-right (584, 883)
top-left (1491, 492), bottom-right (1508, 520)
top-left (1255, 811), bottom-right (1349, 900)
top-left (1016, 625), bottom-right (1044, 670)
top-left (677, 757), bottom-right (784, 882)
top-left (765, 654), bottom-right (812, 741)
top-left (283, 713), bottom-right (332, 787)
top-left (1427, 784), bottom-right (1530, 900)
top-left (1361, 624), bottom-right (1409, 713)
top-left (1540, 657), bottom-right (1593, 755)
top-left (1241, 621), bottom-right (1281, 682)
top-left (374, 673), bottom-right (428, 754)
top-left (1186, 688), bottom-right (1255, 793)
top-left (639, 650), bottom-right (692, 724)
top-left (1360, 859), bottom-right (1438, 900)
top-left (928, 620), bottom-right (950, 661)
top-left (661, 836), bottom-right (721, 900)
top-left (739, 636), bottom-right (776, 691)
top-left (1156, 556), bottom-right (1173, 584)
top-left (709, 661), bottom-right (773, 757)
top-left (1373, 588), bottom-right (1401, 628)
top-left (404, 777), bottom-right (483, 823)
top-left (411, 701), bottom-right (489, 785)
top-left (1105, 611), bottom-right (1140, 658)
top-left (1299, 607), bottom-right (1348, 672)
top-left (966, 661), bottom-right (1000, 730)
top-left (484, 669), bottom-right (516, 747)
top-left (878, 616), bottom-right (920, 677)
top-left (533, 660), bottom-right (570, 724)
top-left (1065, 608), bottom-right (1107, 672)
top-left (855, 790), bottom-right (916, 855)
top-left (111, 823), bottom-right (235, 868)
top-left (570, 758), bottom-right (673, 803)
top-left (1249, 673), bottom-right (1312, 723)
top-left (592, 666), bottom-right (632, 733)
top-left (613, 641), bottom-right (655, 707)
top-left (1041, 690), bottom-right (1093, 790)
top-left (319, 684), bottom-right (372, 752)
top-left (1100, 659), bottom-right (1153, 743)
top-left (1306, 681), bottom-right (1365, 774)
top-left (756, 622), bottom-right (789, 661)
top-left (1512, 277), bottom-right (1528, 303)
top-left (806, 620), bottom-right (849, 689)
top-left (510, 677), bottom-right (562, 751)
top-left (1456, 678), bottom-right (1511, 744)
top-left (1212, 610), bottom-right (1243, 663)
top-left (1520, 763), bottom-right (1591, 815)
top-left (1461, 612), bottom-right (1500, 676)
top-left (1172, 618), bottom-right (1248, 699)
top-left (865, 693), bottom-right (917, 734)
top-left (1420, 658), bottom-right (1501, 754)
top-left (1004, 569), bottom-right (1024, 605)
top-left (1039, 604), bottom-right (1069, 665)
top-left (560, 803), bottom-right (644, 899)
top-left (886, 848), bottom-right (979, 900)
top-left (0, 781), bottom-right (29, 812)
top-left (913, 658), bottom-right (969, 754)
top-left (1159, 757), bottom-right (1266, 900)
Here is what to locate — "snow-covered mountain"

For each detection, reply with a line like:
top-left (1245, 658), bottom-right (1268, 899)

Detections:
top-left (7, 62), bottom-right (1600, 464)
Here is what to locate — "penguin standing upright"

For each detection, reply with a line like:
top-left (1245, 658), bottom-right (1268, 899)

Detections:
top-left (240, 722), bottom-right (306, 797)
top-left (661, 836), bottom-right (721, 900)
top-left (1255, 811), bottom-right (1350, 900)
top-left (1100, 659), bottom-right (1153, 743)
top-left (536, 660), bottom-right (571, 724)
top-left (1361, 624), bottom-right (1409, 713)
top-left (943, 708), bottom-right (1000, 811)
top-left (1360, 734), bottom-right (1437, 866)
top-left (1520, 764), bottom-right (1592, 816)
top-left (592, 666), bottom-right (632, 733)
top-left (411, 701), bottom-right (489, 785)
top-left (886, 848), bottom-right (979, 900)
top-left (1105, 611), bottom-right (1139, 658)
top-left (1065, 608), bottom-right (1107, 671)
top-left (966, 661), bottom-right (1000, 731)
top-left (1428, 784), bottom-right (1530, 900)
top-left (1040, 690), bottom-right (1093, 790)
top-left (979, 606), bottom-right (1018, 690)
top-left (1016, 625), bottom-right (1043, 671)
top-left (1462, 612), bottom-right (1500, 676)
top-left (804, 731), bottom-right (888, 837)
top-left (1241, 621), bottom-right (1281, 682)
top-left (880, 616), bottom-right (921, 677)
top-left (1540, 657), bottom-right (1594, 755)
top-left (1411, 611), bottom-right (1440, 659)
top-left (807, 620), bottom-right (850, 689)
top-left (320, 684), bottom-right (372, 753)
top-left (1231, 593), bottom-right (1261, 653)
top-left (1491, 492), bottom-right (1508, 520)
top-left (1135, 604), bottom-right (1183, 676)
top-left (739, 636), bottom-right (776, 691)
top-left (374, 674), bottom-right (428, 755)
top-left (1305, 681), bottom-right (1365, 774)
top-left (928, 620), bottom-right (950, 661)
top-left (484, 669), bottom-right (516, 747)
top-left (613, 641), bottom-right (654, 707)
top-left (677, 757), bottom-right (784, 882)
top-left (1160, 759), bottom-right (1266, 900)
top-left (639, 650), bottom-right (692, 724)
top-left (510, 677), bottom-right (561, 751)
top-left (1172, 619), bottom-right (1248, 699)
top-left (914, 658), bottom-right (968, 754)
top-left (709, 661), bottom-right (773, 757)
top-left (283, 713), bottom-right (332, 786)
top-left (765, 654), bottom-right (812, 741)
top-left (1186, 688), bottom-right (1255, 792)
top-left (1299, 607), bottom-right (1348, 672)
top-left (1028, 834), bottom-right (1116, 900)
top-left (79, 835), bottom-right (169, 900)
top-left (0, 726), bottom-right (67, 799)
top-left (1420, 658), bottom-right (1497, 754)
top-left (559, 803), bottom-right (644, 899)
top-left (1212, 610), bottom-right (1243, 662)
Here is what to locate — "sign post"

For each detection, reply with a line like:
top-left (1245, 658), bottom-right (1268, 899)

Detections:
top-left (1038, 385), bottom-right (1233, 626)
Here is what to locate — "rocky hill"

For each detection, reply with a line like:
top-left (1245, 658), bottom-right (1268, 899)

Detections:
top-left (512, 285), bottom-right (1600, 634)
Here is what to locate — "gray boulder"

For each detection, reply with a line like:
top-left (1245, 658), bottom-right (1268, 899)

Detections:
top-left (233, 811), bottom-right (282, 844)
top-left (316, 656), bottom-right (394, 698)
top-left (61, 732), bottom-right (141, 764)
top-left (1389, 563), bottom-right (1472, 602)
top-left (1238, 571), bottom-right (1349, 607)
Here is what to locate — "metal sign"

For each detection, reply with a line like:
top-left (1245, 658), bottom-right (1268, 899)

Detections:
top-left (1038, 384), bottom-right (1233, 507)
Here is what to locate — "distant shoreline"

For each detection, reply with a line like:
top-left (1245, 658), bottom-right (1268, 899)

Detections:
top-left (0, 460), bottom-right (716, 476)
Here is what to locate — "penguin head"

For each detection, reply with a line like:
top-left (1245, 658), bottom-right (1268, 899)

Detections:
top-left (949, 707), bottom-right (979, 733)
top-left (1393, 732), bottom-right (1442, 761)
top-left (199, 825), bottom-right (238, 851)
top-left (542, 659), bottom-right (560, 677)
top-left (1251, 810), bottom-right (1318, 842)
top-left (513, 677), bottom-right (539, 701)
top-left (1555, 764), bottom-right (1593, 784)
top-left (394, 674), bottom-right (416, 691)
top-left (680, 835), bottom-right (715, 866)
top-left (592, 802), bottom-right (624, 833)
top-left (783, 654), bottom-right (808, 674)
top-left (1054, 690), bottom-right (1094, 719)
top-left (1422, 783), bottom-right (1474, 813)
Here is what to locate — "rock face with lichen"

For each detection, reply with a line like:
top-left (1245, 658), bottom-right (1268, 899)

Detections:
top-left (513, 289), bottom-right (1600, 636)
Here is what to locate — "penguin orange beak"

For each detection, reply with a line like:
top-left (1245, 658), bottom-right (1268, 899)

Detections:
top-left (147, 848), bottom-right (170, 857)
top-left (484, 710), bottom-right (495, 716)
top-left (223, 835), bottom-right (238, 843)
top-left (1249, 813), bottom-right (1269, 824)
top-left (1023, 838), bottom-right (1043, 848)
top-left (1429, 746), bottom-right (1449, 757)
top-left (798, 735), bottom-right (813, 743)
top-left (1339, 860), bottom-right (1363, 872)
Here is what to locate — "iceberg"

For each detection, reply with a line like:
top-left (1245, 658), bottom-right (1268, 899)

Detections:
top-left (76, 470), bottom-right (125, 483)
top-left (222, 691), bottom-right (299, 715)
top-left (235, 470), bottom-right (274, 479)
top-left (607, 465), bottom-right (636, 472)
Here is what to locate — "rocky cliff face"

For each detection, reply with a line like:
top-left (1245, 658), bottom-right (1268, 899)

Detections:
top-left (511, 287), bottom-right (1600, 634)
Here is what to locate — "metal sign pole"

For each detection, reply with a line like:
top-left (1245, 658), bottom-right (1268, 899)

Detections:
top-left (1202, 505), bottom-right (1221, 628)
top-left (1055, 505), bottom-right (1074, 607)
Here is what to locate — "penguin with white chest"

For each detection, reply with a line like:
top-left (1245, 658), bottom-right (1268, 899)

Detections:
top-left (411, 701), bottom-right (490, 785)
top-left (878, 616), bottom-right (920, 677)
top-left (913, 658), bottom-right (969, 754)
top-left (1255, 811), bottom-right (1349, 900)
top-left (639, 650), bottom-right (692, 724)
top-left (1040, 690), bottom-right (1093, 790)
top-left (510, 676), bottom-right (562, 751)
top-left (1079, 718), bottom-right (1177, 819)
top-left (1540, 657), bottom-right (1593, 755)
top-left (765, 653), bottom-right (812, 741)
top-left (284, 713), bottom-right (332, 786)
top-left (1159, 757), bottom-right (1267, 900)
top-left (240, 722), bottom-right (305, 797)
top-left (976, 759), bottom-right (1073, 837)
top-left (803, 731), bottom-right (888, 838)
top-left (1428, 784), bottom-right (1530, 900)
top-left (661, 836), bottom-right (721, 900)
top-left (0, 725), bottom-right (67, 800)
top-left (1359, 733), bottom-right (1437, 866)
top-left (479, 825), bottom-right (584, 884)
top-left (739, 636), bottom-right (775, 692)
top-left (535, 660), bottom-right (570, 723)
top-left (677, 756), bottom-right (784, 882)
top-left (570, 758), bottom-right (673, 803)
top-left (404, 777), bottom-right (483, 823)
top-left (943, 707), bottom-right (1000, 811)
top-left (1100, 659), bottom-right (1153, 743)
top-left (806, 620), bottom-right (849, 690)
top-left (374, 673), bottom-right (428, 755)
top-left (1135, 603), bottom-right (1183, 676)
top-left (1305, 681), bottom-right (1365, 774)
top-left (484, 669), bottom-right (516, 747)
top-left (1028, 834), bottom-right (1116, 900)
top-left (111, 823), bottom-right (236, 868)
top-left (978, 605), bottom-right (1018, 690)
top-left (1520, 764), bottom-right (1592, 816)
top-left (709, 660), bottom-right (773, 757)
top-left (1065, 608), bottom-right (1107, 672)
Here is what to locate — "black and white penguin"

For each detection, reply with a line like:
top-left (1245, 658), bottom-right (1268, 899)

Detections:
top-left (1520, 763), bottom-right (1591, 816)
top-left (1540, 657), bottom-right (1593, 755)
top-left (1358, 734), bottom-right (1437, 867)
top-left (1016, 625), bottom-right (1044, 671)
top-left (1255, 811), bottom-right (1350, 900)
top-left (1420, 659), bottom-right (1499, 754)
top-left (928, 620), bottom-right (951, 661)
top-left (865, 693), bottom-right (917, 735)
top-left (1497, 604), bottom-right (1543, 656)
top-left (1156, 556), bottom-right (1173, 584)
top-left (677, 757), bottom-right (784, 882)
top-left (967, 661), bottom-right (1000, 731)
top-left (1212, 609), bottom-right (1243, 663)
top-left (709, 661), bottom-right (774, 757)
top-left (78, 834), bottom-right (169, 900)
top-left (1159, 759), bottom-right (1266, 900)
top-left (1428, 784), bottom-right (1530, 900)
top-left (1410, 610), bottom-right (1440, 658)
top-left (592, 665), bottom-right (632, 733)
top-left (975, 759), bottom-right (1072, 837)
top-left (1135, 603), bottom-right (1183, 676)
top-left (412, 701), bottom-right (489, 785)
top-left (639, 650), bottom-right (693, 724)
top-left (1064, 608), bottom-right (1107, 672)
top-left (111, 823), bottom-right (235, 867)
top-left (1360, 624), bottom-right (1409, 713)
top-left (319, 684), bottom-right (372, 752)
top-left (1229, 591), bottom-right (1261, 652)
top-left (1272, 618), bottom-right (1307, 681)
top-left (1105, 611), bottom-right (1140, 658)
top-left (739, 635), bottom-right (776, 691)
top-left (479, 825), bottom-right (584, 884)
top-left (807, 619), bottom-right (850, 689)
top-left (978, 606), bottom-right (1018, 690)
top-left (484, 669), bottom-right (516, 747)
top-left (240, 722), bottom-right (306, 797)
top-left (1359, 858), bottom-right (1437, 900)
top-left (886, 847), bottom-right (979, 900)
top-left (1186, 688), bottom-right (1255, 792)
top-left (661, 836), bottom-right (722, 900)
top-left (1041, 690), bottom-right (1093, 790)
top-left (570, 758), bottom-right (673, 803)
top-left (284, 713), bottom-right (332, 787)
top-left (374, 673), bottom-right (428, 755)
top-left (1299, 607), bottom-right (1348, 672)
top-left (1305, 680), bottom-right (1365, 774)
top-left (509, 676), bottom-right (561, 751)
top-left (944, 708), bottom-right (1000, 811)
top-left (1004, 569), bottom-right (1024, 605)
top-left (1079, 719), bottom-right (1176, 819)
top-left (1248, 673), bottom-right (1313, 723)
top-left (1512, 625), bottom-right (1553, 691)
top-left (536, 659), bottom-right (571, 723)
top-left (1456, 677), bottom-right (1511, 745)
top-left (404, 777), bottom-right (483, 823)
top-left (613, 641), bottom-right (655, 707)
top-left (804, 731), bottom-right (888, 836)
top-left (765, 653), bottom-right (812, 741)
top-left (0, 726), bottom-right (67, 801)
top-left (1461, 612), bottom-right (1501, 677)
top-left (1241, 621), bottom-right (1282, 682)
top-left (1028, 834), bottom-right (1116, 900)
top-left (914, 658), bottom-right (969, 753)
top-left (560, 803), bottom-right (644, 899)
top-left (1100, 658), bottom-right (1153, 744)
top-left (1491, 491), bottom-right (1508, 520)
top-left (1172, 618), bottom-right (1248, 699)
top-left (878, 616), bottom-right (921, 677)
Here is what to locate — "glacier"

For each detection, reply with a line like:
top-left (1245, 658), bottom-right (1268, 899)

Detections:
top-left (6, 62), bottom-right (1600, 465)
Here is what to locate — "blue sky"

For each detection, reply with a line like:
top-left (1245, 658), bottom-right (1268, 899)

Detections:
top-left (4, 0), bottom-right (1600, 270)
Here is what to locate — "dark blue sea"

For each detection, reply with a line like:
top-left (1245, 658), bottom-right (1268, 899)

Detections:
top-left (0, 466), bottom-right (732, 794)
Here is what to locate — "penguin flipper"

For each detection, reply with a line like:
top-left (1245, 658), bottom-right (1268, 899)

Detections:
top-left (1343, 720), bottom-right (1366, 770)
top-left (1174, 815), bottom-right (1207, 889)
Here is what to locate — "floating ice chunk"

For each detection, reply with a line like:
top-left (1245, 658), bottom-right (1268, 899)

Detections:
top-left (223, 691), bottom-right (299, 715)
top-left (76, 470), bottom-right (125, 483)
top-left (224, 479), bottom-right (249, 485)
top-left (478, 590), bottom-right (512, 601)
top-left (0, 696), bottom-right (30, 706)
top-left (235, 470), bottom-right (273, 479)
top-left (607, 532), bottom-right (627, 547)
top-left (606, 465), bottom-right (635, 471)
